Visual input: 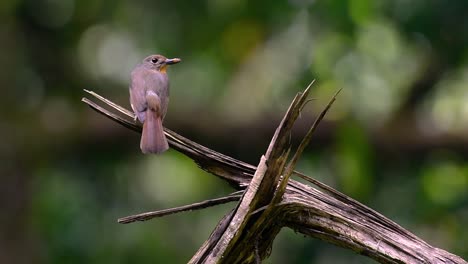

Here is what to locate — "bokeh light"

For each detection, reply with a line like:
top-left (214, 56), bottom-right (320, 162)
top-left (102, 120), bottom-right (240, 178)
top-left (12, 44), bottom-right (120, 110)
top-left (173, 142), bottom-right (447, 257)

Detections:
top-left (1, 0), bottom-right (467, 263)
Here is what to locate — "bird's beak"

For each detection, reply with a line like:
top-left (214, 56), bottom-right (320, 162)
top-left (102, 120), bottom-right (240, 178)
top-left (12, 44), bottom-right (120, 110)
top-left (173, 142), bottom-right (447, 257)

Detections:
top-left (164, 58), bottom-right (181, 65)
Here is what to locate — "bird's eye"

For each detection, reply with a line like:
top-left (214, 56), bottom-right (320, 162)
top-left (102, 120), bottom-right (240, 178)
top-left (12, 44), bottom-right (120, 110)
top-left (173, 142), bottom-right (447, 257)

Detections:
top-left (151, 58), bottom-right (158, 63)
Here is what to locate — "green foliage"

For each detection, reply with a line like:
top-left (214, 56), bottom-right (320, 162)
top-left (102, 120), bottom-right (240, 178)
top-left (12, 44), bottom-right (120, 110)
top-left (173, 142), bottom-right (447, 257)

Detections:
top-left (335, 121), bottom-right (373, 201)
top-left (1, 0), bottom-right (467, 263)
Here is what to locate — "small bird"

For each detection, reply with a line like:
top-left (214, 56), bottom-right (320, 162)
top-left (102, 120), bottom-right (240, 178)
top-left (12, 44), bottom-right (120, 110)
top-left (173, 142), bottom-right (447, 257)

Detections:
top-left (129, 54), bottom-right (181, 154)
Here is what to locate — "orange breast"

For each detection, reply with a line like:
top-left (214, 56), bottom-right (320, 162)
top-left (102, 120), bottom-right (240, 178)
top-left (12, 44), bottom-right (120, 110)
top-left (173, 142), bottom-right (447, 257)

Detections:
top-left (159, 65), bottom-right (167, 73)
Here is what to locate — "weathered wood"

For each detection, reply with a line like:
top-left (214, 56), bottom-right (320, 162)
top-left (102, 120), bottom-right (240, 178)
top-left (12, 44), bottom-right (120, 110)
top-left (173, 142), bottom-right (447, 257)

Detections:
top-left (82, 87), bottom-right (466, 264)
top-left (118, 191), bottom-right (243, 224)
top-left (191, 82), bottom-right (313, 263)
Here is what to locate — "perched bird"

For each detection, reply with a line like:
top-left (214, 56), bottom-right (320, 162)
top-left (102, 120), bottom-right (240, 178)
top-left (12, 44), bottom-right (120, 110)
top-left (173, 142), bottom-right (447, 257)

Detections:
top-left (129, 54), bottom-right (181, 154)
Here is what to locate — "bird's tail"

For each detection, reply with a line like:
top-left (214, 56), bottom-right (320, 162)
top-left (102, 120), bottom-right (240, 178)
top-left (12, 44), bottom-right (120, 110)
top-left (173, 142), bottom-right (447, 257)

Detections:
top-left (140, 93), bottom-right (169, 154)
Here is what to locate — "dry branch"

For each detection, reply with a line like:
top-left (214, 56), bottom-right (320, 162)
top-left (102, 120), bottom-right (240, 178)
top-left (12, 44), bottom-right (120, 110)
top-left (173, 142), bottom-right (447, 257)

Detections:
top-left (118, 191), bottom-right (243, 224)
top-left (82, 86), bottom-right (466, 264)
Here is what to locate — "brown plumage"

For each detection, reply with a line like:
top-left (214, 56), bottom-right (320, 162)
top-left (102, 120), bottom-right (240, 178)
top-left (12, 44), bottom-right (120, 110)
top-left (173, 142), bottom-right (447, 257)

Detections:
top-left (129, 54), bottom-right (181, 154)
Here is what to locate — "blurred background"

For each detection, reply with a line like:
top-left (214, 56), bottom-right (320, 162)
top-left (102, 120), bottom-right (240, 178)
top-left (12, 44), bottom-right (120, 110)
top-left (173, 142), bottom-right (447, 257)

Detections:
top-left (1, 0), bottom-right (467, 263)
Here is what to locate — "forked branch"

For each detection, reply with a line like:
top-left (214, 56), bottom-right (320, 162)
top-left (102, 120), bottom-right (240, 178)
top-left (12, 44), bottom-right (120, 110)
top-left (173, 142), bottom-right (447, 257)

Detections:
top-left (82, 85), bottom-right (466, 264)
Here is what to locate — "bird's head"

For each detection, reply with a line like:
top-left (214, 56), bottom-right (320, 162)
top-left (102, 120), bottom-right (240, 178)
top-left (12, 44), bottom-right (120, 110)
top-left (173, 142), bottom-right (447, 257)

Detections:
top-left (143, 54), bottom-right (181, 73)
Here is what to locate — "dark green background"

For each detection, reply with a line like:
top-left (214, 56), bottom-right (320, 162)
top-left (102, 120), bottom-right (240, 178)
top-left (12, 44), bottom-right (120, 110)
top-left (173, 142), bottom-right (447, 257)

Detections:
top-left (1, 0), bottom-right (467, 263)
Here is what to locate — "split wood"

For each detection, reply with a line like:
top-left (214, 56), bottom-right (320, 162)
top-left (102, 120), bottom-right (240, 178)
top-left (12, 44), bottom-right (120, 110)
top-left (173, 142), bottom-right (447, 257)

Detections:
top-left (82, 83), bottom-right (466, 264)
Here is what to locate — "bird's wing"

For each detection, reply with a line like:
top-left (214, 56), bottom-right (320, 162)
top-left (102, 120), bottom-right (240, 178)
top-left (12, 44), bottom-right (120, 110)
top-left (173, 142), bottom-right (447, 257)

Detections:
top-left (146, 71), bottom-right (170, 119)
top-left (129, 66), bottom-right (149, 122)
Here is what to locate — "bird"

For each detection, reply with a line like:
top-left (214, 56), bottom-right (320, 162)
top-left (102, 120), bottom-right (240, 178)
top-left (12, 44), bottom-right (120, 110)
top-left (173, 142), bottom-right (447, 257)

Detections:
top-left (129, 54), bottom-right (181, 154)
